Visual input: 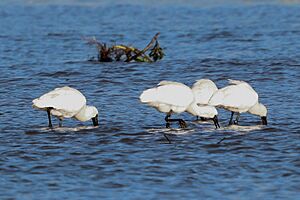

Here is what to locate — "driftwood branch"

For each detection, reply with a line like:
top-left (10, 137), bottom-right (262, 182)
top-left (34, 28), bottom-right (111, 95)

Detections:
top-left (84, 33), bottom-right (164, 63)
top-left (125, 32), bottom-right (160, 62)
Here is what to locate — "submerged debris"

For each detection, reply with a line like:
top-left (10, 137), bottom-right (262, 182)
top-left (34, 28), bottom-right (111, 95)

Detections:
top-left (84, 32), bottom-right (164, 62)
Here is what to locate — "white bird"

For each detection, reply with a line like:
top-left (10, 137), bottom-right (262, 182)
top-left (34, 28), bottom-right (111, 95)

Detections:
top-left (140, 81), bottom-right (194, 128)
top-left (32, 86), bottom-right (99, 127)
top-left (186, 79), bottom-right (220, 128)
top-left (208, 79), bottom-right (267, 125)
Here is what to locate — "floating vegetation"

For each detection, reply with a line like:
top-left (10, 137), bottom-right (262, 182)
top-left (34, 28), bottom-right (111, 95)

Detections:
top-left (84, 33), bottom-right (164, 63)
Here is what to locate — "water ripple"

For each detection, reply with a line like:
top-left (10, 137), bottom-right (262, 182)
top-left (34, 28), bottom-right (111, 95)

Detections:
top-left (0, 2), bottom-right (300, 200)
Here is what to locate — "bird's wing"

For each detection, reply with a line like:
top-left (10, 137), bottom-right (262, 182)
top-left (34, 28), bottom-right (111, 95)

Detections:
top-left (211, 84), bottom-right (258, 111)
top-left (141, 82), bottom-right (193, 105)
top-left (208, 87), bottom-right (226, 107)
top-left (196, 105), bottom-right (218, 118)
top-left (140, 88), bottom-right (157, 103)
top-left (192, 79), bottom-right (218, 104)
top-left (33, 86), bottom-right (86, 117)
top-left (156, 84), bottom-right (194, 107)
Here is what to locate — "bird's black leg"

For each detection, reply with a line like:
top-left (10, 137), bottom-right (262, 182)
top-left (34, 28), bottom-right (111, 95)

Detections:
top-left (165, 122), bottom-right (171, 128)
top-left (178, 119), bottom-right (187, 128)
top-left (59, 118), bottom-right (62, 127)
top-left (47, 108), bottom-right (53, 128)
top-left (165, 111), bottom-right (187, 128)
top-left (167, 118), bottom-right (187, 128)
top-left (200, 117), bottom-right (208, 121)
top-left (165, 112), bottom-right (171, 128)
top-left (234, 113), bottom-right (240, 125)
top-left (212, 115), bottom-right (220, 129)
top-left (229, 112), bottom-right (234, 125)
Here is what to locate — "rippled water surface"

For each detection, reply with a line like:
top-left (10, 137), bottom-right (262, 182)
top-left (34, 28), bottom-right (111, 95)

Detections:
top-left (1, 0), bottom-right (300, 199)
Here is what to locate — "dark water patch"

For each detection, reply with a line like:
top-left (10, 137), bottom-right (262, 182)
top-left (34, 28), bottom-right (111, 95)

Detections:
top-left (177, 33), bottom-right (197, 38)
top-left (1, 150), bottom-right (27, 157)
top-left (226, 60), bottom-right (252, 66)
top-left (262, 127), bottom-right (285, 132)
top-left (64, 60), bottom-right (90, 64)
top-left (20, 155), bottom-right (39, 161)
top-left (39, 145), bottom-right (64, 150)
top-left (47, 182), bottom-right (59, 188)
top-left (29, 165), bottom-right (49, 170)
top-left (123, 67), bottom-right (138, 72)
top-left (36, 71), bottom-right (81, 77)
top-left (201, 31), bottom-right (235, 41)
top-left (227, 145), bottom-right (255, 151)
top-left (86, 58), bottom-right (100, 63)
top-left (47, 32), bottom-right (69, 37)
top-left (25, 130), bottom-right (47, 135)
top-left (1, 165), bottom-right (22, 173)
top-left (13, 37), bottom-right (26, 42)
top-left (97, 79), bottom-right (123, 84)
top-left (230, 38), bottom-right (259, 42)
top-left (118, 137), bottom-right (139, 144)
top-left (200, 57), bottom-right (224, 63)
top-left (102, 182), bottom-right (126, 189)
top-left (0, 34), bottom-right (9, 38)
top-left (0, 77), bottom-right (26, 83)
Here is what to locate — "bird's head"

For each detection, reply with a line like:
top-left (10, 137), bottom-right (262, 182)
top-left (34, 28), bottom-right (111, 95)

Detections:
top-left (248, 103), bottom-right (267, 125)
top-left (74, 105), bottom-right (99, 126)
top-left (89, 106), bottom-right (99, 126)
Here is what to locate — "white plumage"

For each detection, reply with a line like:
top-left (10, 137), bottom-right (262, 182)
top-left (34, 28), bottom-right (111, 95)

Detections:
top-left (209, 79), bottom-right (258, 113)
top-left (208, 79), bottom-right (267, 125)
top-left (186, 79), bottom-right (220, 128)
top-left (140, 80), bottom-right (220, 128)
top-left (140, 81), bottom-right (194, 113)
top-left (140, 81), bottom-right (194, 128)
top-left (191, 79), bottom-right (218, 105)
top-left (33, 86), bottom-right (99, 127)
top-left (187, 79), bottom-right (218, 118)
top-left (33, 86), bottom-right (86, 118)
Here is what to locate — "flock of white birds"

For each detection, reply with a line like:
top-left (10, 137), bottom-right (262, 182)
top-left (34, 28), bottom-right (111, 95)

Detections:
top-left (32, 79), bottom-right (267, 128)
top-left (140, 79), bottom-right (267, 128)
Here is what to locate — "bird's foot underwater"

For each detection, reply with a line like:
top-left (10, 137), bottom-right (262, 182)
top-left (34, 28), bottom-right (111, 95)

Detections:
top-left (179, 119), bottom-right (187, 128)
top-left (166, 122), bottom-right (171, 128)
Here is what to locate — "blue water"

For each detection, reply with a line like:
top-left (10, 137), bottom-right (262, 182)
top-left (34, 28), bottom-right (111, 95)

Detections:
top-left (0, 1), bottom-right (300, 199)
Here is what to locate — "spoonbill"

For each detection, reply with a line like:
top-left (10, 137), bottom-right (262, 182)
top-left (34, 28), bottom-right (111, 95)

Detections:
top-left (33, 86), bottom-right (99, 127)
top-left (208, 79), bottom-right (267, 125)
top-left (140, 81), bottom-right (193, 128)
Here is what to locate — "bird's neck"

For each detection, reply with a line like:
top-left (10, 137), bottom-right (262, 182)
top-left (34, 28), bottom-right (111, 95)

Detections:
top-left (248, 102), bottom-right (262, 116)
top-left (74, 105), bottom-right (88, 122)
